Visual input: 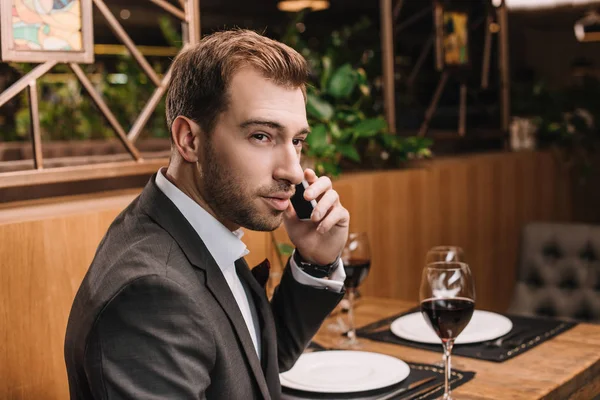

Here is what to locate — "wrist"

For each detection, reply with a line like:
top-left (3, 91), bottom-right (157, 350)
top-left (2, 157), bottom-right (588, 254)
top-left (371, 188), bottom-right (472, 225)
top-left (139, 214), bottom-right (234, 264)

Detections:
top-left (293, 249), bottom-right (339, 279)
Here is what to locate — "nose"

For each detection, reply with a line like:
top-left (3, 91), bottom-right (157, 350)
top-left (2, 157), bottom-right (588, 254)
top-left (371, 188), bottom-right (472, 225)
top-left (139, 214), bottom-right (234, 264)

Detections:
top-left (273, 142), bottom-right (304, 185)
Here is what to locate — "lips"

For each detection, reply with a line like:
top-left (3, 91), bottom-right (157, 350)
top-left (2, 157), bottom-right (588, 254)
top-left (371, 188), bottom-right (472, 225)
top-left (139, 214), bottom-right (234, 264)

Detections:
top-left (262, 193), bottom-right (292, 211)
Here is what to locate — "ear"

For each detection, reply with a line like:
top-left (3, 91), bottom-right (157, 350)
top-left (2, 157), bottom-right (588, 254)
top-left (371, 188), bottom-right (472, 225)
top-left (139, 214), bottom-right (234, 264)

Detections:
top-left (171, 116), bottom-right (203, 163)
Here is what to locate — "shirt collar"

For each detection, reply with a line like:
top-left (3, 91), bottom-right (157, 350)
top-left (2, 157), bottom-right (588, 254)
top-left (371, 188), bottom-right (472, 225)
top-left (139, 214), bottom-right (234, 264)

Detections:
top-left (155, 168), bottom-right (249, 270)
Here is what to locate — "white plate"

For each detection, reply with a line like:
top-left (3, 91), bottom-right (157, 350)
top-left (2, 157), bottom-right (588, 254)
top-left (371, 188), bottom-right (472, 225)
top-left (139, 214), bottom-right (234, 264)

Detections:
top-left (390, 310), bottom-right (513, 345)
top-left (279, 351), bottom-right (410, 393)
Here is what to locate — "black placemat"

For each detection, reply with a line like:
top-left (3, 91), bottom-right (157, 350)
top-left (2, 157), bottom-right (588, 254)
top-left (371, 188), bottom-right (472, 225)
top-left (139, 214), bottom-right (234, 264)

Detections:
top-left (356, 308), bottom-right (577, 362)
top-left (281, 343), bottom-right (475, 400)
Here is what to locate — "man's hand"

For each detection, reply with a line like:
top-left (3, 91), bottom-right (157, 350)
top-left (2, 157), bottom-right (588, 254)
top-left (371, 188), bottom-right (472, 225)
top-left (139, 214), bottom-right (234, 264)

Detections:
top-left (283, 169), bottom-right (349, 265)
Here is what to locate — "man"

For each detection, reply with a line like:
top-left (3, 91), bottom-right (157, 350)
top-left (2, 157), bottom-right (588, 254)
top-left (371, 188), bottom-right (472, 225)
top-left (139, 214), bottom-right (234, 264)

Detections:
top-left (64, 29), bottom-right (349, 399)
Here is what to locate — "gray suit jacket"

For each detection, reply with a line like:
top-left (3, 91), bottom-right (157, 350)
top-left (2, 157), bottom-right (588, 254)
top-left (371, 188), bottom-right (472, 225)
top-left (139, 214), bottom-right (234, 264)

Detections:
top-left (64, 176), bottom-right (343, 399)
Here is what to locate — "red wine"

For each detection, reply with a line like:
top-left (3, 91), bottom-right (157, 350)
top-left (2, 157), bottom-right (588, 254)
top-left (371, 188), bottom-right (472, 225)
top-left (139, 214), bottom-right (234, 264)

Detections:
top-left (420, 298), bottom-right (475, 341)
top-left (343, 259), bottom-right (371, 288)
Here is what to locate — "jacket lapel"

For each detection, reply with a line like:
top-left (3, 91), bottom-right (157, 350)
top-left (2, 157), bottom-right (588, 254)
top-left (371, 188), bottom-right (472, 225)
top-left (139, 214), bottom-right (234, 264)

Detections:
top-left (235, 258), bottom-right (281, 399)
top-left (204, 262), bottom-right (271, 400)
top-left (138, 176), bottom-right (272, 399)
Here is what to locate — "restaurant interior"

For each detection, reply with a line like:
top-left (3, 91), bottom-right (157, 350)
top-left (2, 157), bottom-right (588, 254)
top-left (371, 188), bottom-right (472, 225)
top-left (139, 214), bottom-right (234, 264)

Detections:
top-left (0, 0), bottom-right (599, 398)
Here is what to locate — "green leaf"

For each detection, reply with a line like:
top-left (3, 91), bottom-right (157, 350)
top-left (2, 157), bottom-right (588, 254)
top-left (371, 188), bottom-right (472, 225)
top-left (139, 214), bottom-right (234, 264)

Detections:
top-left (353, 117), bottom-right (387, 138)
top-left (158, 16), bottom-right (182, 47)
top-left (316, 160), bottom-right (341, 177)
top-left (327, 64), bottom-right (357, 99)
top-left (340, 128), bottom-right (355, 142)
top-left (329, 122), bottom-right (342, 139)
top-left (306, 123), bottom-right (328, 151)
top-left (356, 68), bottom-right (368, 86)
top-left (335, 110), bottom-right (359, 125)
top-left (320, 56), bottom-right (333, 91)
top-left (276, 243), bottom-right (295, 257)
top-left (337, 143), bottom-right (361, 162)
top-left (379, 133), bottom-right (398, 149)
top-left (306, 93), bottom-right (334, 121)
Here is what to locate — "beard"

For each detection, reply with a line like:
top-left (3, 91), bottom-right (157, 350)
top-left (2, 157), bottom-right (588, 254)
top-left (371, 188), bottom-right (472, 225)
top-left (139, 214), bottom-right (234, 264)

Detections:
top-left (199, 139), bottom-right (294, 231)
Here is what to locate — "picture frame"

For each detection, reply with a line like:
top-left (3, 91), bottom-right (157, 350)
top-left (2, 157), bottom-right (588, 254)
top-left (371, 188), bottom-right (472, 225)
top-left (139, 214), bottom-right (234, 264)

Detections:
top-left (1, 0), bottom-right (94, 63)
top-left (434, 0), bottom-right (471, 72)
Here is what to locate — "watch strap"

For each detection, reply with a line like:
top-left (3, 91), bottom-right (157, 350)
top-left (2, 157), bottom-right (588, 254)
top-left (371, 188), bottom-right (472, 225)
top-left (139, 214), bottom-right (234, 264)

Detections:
top-left (293, 250), bottom-right (339, 279)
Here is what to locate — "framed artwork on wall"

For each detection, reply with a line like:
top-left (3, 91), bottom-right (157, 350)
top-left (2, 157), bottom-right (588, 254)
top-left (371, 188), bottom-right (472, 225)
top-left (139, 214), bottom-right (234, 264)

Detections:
top-left (434, 0), bottom-right (470, 72)
top-left (0, 0), bottom-right (94, 63)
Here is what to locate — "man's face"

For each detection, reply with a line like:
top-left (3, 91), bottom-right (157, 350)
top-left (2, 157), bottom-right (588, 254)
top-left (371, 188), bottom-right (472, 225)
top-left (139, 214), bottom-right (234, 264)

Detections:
top-left (198, 67), bottom-right (307, 231)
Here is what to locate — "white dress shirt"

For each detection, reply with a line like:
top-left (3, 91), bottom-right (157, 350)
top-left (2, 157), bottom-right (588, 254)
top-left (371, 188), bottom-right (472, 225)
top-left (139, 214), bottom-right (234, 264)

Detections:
top-left (155, 169), bottom-right (345, 358)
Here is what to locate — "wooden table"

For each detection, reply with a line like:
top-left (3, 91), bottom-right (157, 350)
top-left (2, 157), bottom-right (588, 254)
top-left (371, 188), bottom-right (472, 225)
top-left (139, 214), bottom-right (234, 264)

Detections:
top-left (313, 297), bottom-right (600, 400)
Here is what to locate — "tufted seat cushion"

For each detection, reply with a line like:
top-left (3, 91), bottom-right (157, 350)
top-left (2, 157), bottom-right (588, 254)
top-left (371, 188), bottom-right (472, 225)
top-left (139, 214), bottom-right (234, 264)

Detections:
top-left (508, 222), bottom-right (600, 323)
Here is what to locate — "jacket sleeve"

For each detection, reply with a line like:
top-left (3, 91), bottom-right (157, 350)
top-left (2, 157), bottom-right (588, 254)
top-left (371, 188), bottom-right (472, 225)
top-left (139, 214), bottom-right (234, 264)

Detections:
top-left (270, 259), bottom-right (344, 372)
top-left (84, 275), bottom-right (215, 399)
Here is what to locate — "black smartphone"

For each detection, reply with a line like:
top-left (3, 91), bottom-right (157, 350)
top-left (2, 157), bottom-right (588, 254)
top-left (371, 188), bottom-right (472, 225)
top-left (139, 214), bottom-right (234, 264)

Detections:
top-left (290, 180), bottom-right (317, 221)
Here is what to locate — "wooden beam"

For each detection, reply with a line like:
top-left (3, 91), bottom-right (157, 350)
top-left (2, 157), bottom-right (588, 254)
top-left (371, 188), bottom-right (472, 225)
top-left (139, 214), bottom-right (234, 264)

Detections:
top-left (459, 83), bottom-right (467, 136)
top-left (148, 0), bottom-right (185, 21)
top-left (27, 83), bottom-right (44, 169)
top-left (434, 1), bottom-right (444, 71)
top-left (481, 14), bottom-right (493, 89)
top-left (0, 62), bottom-right (56, 109)
top-left (380, 0), bottom-right (396, 133)
top-left (408, 34), bottom-right (434, 87)
top-left (396, 5), bottom-right (432, 34)
top-left (0, 159), bottom-right (168, 189)
top-left (419, 71), bottom-right (449, 137)
top-left (498, 1), bottom-right (511, 131)
top-left (128, 67), bottom-right (173, 143)
top-left (93, 0), bottom-right (161, 86)
top-left (186, 0), bottom-right (201, 44)
top-left (69, 63), bottom-right (142, 161)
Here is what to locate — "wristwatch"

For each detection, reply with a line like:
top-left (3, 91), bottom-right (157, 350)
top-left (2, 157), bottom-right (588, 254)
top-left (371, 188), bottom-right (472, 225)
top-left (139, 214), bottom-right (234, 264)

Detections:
top-left (293, 249), bottom-right (339, 279)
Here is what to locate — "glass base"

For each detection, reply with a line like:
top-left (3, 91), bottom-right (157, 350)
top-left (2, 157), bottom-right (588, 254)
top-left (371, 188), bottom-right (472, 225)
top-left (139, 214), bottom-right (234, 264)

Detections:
top-left (334, 337), bottom-right (363, 350)
top-left (325, 316), bottom-right (349, 333)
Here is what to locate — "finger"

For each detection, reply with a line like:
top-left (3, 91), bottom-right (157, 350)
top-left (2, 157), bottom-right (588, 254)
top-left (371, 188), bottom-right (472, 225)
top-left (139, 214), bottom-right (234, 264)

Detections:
top-left (311, 189), bottom-right (339, 223)
top-left (304, 168), bottom-right (318, 184)
top-left (304, 175), bottom-right (332, 201)
top-left (317, 206), bottom-right (350, 234)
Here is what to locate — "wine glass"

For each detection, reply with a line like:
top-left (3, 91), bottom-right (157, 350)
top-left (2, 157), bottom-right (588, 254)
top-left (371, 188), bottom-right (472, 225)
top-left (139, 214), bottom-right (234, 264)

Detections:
top-left (420, 261), bottom-right (475, 400)
top-left (424, 247), bottom-right (467, 366)
top-left (338, 232), bottom-right (371, 349)
top-left (425, 246), bottom-right (465, 264)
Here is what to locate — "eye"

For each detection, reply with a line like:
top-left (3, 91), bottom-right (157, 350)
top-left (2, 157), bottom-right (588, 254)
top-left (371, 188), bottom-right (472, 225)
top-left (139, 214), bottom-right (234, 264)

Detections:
top-left (292, 138), bottom-right (305, 147)
top-left (251, 133), bottom-right (270, 143)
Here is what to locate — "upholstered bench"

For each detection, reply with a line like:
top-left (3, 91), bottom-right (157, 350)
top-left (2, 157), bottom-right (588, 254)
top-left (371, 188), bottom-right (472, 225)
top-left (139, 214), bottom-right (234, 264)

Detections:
top-left (508, 222), bottom-right (600, 323)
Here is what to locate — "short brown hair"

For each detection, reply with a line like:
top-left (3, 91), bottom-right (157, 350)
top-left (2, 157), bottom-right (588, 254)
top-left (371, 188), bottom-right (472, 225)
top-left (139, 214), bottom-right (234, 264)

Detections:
top-left (165, 29), bottom-right (308, 135)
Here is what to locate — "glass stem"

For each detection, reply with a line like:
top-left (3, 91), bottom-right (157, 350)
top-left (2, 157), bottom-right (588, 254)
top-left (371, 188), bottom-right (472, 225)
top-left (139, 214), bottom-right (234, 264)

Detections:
top-left (442, 339), bottom-right (454, 399)
top-left (346, 288), bottom-right (356, 343)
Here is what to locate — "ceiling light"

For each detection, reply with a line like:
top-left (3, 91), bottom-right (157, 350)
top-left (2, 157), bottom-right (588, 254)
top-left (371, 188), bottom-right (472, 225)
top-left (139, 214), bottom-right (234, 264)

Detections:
top-left (575, 11), bottom-right (600, 41)
top-left (120, 9), bottom-right (131, 20)
top-left (277, 0), bottom-right (329, 12)
top-left (494, 0), bottom-right (600, 9)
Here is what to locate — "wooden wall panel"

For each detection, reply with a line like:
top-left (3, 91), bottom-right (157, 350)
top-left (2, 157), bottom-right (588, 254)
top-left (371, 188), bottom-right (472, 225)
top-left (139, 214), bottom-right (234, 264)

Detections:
top-left (0, 209), bottom-right (124, 399)
top-left (0, 151), bottom-right (573, 399)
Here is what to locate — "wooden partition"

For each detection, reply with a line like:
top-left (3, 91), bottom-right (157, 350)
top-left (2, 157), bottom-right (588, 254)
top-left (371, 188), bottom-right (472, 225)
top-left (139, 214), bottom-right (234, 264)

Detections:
top-left (0, 151), bottom-right (571, 399)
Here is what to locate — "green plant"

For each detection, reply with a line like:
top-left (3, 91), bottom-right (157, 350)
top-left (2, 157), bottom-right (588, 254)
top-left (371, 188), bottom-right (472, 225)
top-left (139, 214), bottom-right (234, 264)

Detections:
top-left (270, 13), bottom-right (434, 267)
top-left (280, 12), bottom-right (432, 177)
